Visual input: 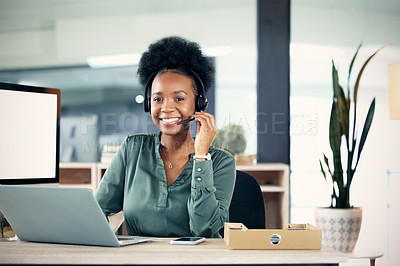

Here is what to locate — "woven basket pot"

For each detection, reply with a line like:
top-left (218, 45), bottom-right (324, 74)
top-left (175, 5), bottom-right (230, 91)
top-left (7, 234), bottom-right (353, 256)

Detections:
top-left (315, 207), bottom-right (362, 252)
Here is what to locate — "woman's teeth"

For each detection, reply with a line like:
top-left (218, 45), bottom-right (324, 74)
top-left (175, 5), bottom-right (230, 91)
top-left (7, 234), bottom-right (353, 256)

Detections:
top-left (161, 118), bottom-right (180, 124)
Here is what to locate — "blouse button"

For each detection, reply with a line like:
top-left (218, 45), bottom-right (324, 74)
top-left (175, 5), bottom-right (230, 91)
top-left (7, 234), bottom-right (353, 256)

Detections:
top-left (197, 167), bottom-right (202, 172)
top-left (196, 177), bottom-right (202, 182)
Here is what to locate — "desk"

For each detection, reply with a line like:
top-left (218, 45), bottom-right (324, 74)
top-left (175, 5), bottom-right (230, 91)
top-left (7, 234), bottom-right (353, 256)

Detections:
top-left (0, 238), bottom-right (347, 265)
top-left (347, 250), bottom-right (384, 266)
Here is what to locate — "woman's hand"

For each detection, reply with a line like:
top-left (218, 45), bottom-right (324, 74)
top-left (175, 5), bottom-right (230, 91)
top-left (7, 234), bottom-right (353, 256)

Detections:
top-left (193, 111), bottom-right (217, 156)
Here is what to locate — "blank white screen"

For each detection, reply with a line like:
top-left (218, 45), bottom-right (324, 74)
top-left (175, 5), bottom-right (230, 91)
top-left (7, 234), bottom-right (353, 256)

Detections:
top-left (0, 89), bottom-right (57, 179)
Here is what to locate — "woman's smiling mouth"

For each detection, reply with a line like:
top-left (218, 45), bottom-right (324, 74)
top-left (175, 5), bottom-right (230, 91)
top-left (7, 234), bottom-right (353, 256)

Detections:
top-left (159, 117), bottom-right (181, 125)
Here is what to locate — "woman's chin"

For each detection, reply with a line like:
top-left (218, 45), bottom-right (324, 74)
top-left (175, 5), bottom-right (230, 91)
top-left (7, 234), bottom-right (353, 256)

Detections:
top-left (158, 124), bottom-right (189, 136)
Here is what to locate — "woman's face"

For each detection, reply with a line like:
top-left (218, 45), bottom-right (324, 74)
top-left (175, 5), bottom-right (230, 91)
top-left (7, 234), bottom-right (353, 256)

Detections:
top-left (150, 71), bottom-right (196, 136)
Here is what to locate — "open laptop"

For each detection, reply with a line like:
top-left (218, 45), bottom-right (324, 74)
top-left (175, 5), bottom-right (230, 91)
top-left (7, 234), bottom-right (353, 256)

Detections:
top-left (0, 185), bottom-right (156, 247)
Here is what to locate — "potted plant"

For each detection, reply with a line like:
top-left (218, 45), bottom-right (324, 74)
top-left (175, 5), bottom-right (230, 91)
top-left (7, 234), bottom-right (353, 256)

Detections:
top-left (316, 44), bottom-right (386, 252)
top-left (212, 123), bottom-right (251, 163)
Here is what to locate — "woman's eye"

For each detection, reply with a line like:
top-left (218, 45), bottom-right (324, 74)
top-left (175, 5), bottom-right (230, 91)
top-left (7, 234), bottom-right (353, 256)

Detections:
top-left (175, 97), bottom-right (184, 102)
top-left (153, 97), bottom-right (162, 102)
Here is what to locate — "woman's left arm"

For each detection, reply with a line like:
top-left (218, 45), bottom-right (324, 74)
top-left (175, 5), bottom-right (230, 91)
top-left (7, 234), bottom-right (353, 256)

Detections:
top-left (187, 152), bottom-right (236, 237)
top-left (188, 111), bottom-right (236, 237)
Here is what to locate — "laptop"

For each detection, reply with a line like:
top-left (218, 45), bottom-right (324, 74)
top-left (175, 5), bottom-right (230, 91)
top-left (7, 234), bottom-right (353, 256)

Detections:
top-left (0, 185), bottom-right (156, 247)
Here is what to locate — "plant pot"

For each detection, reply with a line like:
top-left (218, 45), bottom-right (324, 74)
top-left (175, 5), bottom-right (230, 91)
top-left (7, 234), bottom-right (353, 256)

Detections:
top-left (315, 207), bottom-right (362, 252)
top-left (0, 211), bottom-right (15, 238)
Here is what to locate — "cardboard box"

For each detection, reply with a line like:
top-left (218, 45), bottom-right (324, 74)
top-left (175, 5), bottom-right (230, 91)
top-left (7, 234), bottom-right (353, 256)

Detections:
top-left (224, 223), bottom-right (321, 250)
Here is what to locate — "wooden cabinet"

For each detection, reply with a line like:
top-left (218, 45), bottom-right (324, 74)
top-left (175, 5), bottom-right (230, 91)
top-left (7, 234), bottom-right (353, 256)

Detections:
top-left (59, 163), bottom-right (98, 192)
top-left (97, 163), bottom-right (109, 183)
top-left (236, 163), bottom-right (289, 229)
top-left (59, 162), bottom-right (290, 229)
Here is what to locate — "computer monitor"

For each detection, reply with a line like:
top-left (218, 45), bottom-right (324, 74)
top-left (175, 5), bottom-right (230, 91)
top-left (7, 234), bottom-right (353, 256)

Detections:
top-left (0, 82), bottom-right (60, 185)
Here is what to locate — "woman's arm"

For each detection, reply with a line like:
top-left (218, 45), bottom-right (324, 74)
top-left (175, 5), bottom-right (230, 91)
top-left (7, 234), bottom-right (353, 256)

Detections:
top-left (187, 150), bottom-right (236, 237)
top-left (95, 138), bottom-right (128, 218)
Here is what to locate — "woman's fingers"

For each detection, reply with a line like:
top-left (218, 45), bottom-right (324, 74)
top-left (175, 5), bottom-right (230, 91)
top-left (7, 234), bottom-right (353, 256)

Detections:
top-left (194, 112), bottom-right (216, 133)
top-left (193, 111), bottom-right (217, 155)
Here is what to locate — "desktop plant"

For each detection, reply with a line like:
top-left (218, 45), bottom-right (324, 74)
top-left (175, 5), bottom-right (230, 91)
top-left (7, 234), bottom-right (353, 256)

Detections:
top-left (316, 44), bottom-right (386, 252)
top-left (212, 123), bottom-right (246, 156)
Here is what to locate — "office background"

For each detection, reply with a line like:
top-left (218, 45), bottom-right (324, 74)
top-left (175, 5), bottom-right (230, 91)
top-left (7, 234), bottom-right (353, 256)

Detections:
top-left (0, 0), bottom-right (399, 265)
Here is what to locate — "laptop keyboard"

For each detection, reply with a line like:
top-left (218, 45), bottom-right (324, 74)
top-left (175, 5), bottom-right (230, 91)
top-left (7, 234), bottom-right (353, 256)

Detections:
top-left (117, 236), bottom-right (136, 241)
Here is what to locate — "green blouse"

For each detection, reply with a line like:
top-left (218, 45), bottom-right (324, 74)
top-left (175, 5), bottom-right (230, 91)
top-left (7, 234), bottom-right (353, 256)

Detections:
top-left (95, 132), bottom-right (236, 238)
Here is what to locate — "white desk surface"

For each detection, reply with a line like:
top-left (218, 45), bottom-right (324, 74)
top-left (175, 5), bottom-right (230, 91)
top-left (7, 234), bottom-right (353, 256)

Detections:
top-left (347, 249), bottom-right (384, 260)
top-left (0, 238), bottom-right (348, 265)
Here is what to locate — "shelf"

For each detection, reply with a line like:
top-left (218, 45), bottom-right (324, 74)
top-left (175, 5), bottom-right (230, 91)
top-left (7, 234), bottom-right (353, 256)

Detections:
top-left (236, 162), bottom-right (289, 229)
top-left (237, 163), bottom-right (288, 171)
top-left (260, 185), bottom-right (286, 193)
top-left (59, 184), bottom-right (95, 191)
top-left (59, 162), bottom-right (98, 192)
top-left (59, 162), bottom-right (98, 169)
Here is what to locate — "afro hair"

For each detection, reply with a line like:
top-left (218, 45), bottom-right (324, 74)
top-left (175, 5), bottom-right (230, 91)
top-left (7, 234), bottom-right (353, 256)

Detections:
top-left (137, 36), bottom-right (215, 93)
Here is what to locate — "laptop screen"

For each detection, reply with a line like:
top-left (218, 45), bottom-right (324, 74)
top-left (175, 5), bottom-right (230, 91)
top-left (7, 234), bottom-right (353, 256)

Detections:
top-left (0, 82), bottom-right (60, 184)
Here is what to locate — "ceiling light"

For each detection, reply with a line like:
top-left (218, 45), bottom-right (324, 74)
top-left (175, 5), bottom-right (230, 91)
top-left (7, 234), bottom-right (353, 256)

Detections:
top-left (135, 95), bottom-right (144, 104)
top-left (87, 46), bottom-right (233, 68)
top-left (202, 46), bottom-right (233, 57)
top-left (87, 53), bottom-right (141, 68)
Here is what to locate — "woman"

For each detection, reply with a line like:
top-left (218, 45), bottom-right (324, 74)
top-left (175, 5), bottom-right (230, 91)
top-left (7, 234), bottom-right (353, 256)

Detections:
top-left (95, 36), bottom-right (236, 238)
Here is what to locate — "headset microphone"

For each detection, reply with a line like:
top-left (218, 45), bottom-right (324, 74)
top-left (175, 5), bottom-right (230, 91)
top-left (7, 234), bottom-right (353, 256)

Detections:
top-left (179, 117), bottom-right (195, 124)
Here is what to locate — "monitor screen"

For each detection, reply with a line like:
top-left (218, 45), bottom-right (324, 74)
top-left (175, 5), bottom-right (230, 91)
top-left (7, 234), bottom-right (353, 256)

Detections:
top-left (0, 82), bottom-right (60, 184)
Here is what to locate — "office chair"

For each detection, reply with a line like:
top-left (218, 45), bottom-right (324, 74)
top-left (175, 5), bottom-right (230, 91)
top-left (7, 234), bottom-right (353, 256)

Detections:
top-left (219, 170), bottom-right (266, 236)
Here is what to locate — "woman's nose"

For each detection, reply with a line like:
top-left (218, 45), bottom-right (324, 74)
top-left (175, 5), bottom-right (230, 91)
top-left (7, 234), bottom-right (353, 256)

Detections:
top-left (161, 99), bottom-right (175, 112)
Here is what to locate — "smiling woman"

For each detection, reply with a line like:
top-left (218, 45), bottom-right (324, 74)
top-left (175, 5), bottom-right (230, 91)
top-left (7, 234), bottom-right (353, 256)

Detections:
top-left (94, 36), bottom-right (236, 238)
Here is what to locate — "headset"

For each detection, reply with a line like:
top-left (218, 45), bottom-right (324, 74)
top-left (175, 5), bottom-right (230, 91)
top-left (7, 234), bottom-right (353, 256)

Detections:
top-left (143, 66), bottom-right (208, 113)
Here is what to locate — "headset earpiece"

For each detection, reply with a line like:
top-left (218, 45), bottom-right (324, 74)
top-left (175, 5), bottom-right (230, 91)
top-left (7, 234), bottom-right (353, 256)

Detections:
top-left (195, 94), bottom-right (208, 112)
top-left (189, 68), bottom-right (207, 112)
top-left (143, 71), bottom-right (158, 113)
top-left (144, 97), bottom-right (151, 113)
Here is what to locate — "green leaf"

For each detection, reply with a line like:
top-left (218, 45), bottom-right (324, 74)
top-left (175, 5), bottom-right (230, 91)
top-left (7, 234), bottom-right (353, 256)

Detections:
top-left (338, 84), bottom-right (349, 141)
top-left (354, 98), bottom-right (376, 173)
top-left (332, 61), bottom-right (340, 99)
top-left (353, 45), bottom-right (388, 107)
top-left (347, 137), bottom-right (357, 176)
top-left (323, 153), bottom-right (334, 181)
top-left (329, 101), bottom-right (343, 185)
top-left (329, 102), bottom-right (341, 153)
top-left (348, 43), bottom-right (362, 89)
top-left (332, 62), bottom-right (349, 142)
top-left (319, 160), bottom-right (327, 181)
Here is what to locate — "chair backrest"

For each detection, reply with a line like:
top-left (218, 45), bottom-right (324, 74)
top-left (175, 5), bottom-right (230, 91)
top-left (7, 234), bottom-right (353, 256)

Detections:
top-left (219, 170), bottom-right (266, 236)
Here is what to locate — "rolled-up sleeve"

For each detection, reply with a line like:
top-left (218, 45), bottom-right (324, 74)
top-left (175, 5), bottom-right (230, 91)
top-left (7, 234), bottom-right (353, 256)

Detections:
top-left (187, 150), bottom-right (236, 238)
